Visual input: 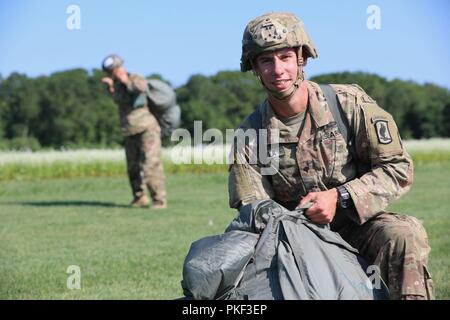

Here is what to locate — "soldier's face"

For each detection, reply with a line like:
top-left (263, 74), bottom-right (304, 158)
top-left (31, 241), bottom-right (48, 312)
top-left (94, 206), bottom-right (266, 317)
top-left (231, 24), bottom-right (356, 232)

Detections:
top-left (254, 48), bottom-right (299, 93)
top-left (111, 67), bottom-right (127, 80)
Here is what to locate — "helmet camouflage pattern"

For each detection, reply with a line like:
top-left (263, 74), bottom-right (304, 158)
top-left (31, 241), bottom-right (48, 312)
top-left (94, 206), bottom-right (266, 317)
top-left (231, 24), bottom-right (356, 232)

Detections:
top-left (102, 54), bottom-right (124, 73)
top-left (240, 12), bottom-right (318, 72)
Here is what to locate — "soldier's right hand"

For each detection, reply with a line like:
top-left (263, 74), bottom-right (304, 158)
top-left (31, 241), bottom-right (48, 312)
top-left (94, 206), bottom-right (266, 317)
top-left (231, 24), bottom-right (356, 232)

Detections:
top-left (101, 77), bottom-right (114, 93)
top-left (297, 189), bottom-right (338, 225)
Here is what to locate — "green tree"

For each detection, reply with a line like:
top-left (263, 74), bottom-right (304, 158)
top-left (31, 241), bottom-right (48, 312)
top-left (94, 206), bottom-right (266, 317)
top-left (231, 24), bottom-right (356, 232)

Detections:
top-left (0, 73), bottom-right (41, 147)
top-left (443, 102), bottom-right (450, 137)
top-left (0, 69), bottom-right (448, 149)
top-left (177, 71), bottom-right (265, 141)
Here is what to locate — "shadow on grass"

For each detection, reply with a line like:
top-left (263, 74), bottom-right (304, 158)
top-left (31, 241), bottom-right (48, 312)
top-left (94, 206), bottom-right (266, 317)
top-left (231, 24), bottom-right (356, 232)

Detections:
top-left (6, 200), bottom-right (131, 208)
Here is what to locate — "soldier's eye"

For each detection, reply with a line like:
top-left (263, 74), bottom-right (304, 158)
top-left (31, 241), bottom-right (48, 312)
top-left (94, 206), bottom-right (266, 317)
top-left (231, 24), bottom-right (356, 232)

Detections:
top-left (258, 61), bottom-right (272, 69)
top-left (280, 53), bottom-right (294, 60)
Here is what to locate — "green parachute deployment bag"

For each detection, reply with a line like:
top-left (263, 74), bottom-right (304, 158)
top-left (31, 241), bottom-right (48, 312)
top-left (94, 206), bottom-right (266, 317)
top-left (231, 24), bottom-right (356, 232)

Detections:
top-left (146, 79), bottom-right (181, 138)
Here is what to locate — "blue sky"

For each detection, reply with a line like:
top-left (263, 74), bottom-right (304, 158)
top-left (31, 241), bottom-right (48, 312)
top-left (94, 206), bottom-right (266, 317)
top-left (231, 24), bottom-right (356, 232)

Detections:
top-left (0, 0), bottom-right (449, 89)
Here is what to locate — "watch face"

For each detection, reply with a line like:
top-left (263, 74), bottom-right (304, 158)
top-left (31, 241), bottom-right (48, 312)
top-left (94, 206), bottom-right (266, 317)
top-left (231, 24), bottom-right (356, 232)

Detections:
top-left (337, 186), bottom-right (349, 209)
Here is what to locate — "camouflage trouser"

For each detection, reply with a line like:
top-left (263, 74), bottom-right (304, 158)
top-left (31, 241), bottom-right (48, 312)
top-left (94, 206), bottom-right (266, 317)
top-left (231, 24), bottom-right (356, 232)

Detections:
top-left (337, 212), bottom-right (434, 300)
top-left (124, 128), bottom-right (166, 203)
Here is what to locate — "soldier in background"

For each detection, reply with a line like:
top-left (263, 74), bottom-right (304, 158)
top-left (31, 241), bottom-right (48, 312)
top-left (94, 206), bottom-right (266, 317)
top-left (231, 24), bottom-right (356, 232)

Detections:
top-left (228, 12), bottom-right (434, 299)
top-left (101, 54), bottom-right (167, 209)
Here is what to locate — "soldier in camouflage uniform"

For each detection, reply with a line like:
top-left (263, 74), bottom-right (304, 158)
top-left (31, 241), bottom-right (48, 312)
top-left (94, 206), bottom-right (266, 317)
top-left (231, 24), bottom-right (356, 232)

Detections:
top-left (101, 54), bottom-right (167, 209)
top-left (228, 12), bottom-right (434, 299)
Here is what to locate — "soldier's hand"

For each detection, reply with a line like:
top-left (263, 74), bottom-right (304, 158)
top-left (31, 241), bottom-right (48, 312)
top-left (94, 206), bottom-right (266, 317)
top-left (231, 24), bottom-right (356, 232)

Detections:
top-left (101, 77), bottom-right (114, 93)
top-left (298, 189), bottom-right (338, 224)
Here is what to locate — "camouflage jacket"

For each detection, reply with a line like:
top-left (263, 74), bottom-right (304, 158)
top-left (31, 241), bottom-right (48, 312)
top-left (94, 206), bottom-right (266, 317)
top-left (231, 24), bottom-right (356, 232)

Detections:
top-left (112, 74), bottom-right (160, 136)
top-left (228, 81), bottom-right (413, 226)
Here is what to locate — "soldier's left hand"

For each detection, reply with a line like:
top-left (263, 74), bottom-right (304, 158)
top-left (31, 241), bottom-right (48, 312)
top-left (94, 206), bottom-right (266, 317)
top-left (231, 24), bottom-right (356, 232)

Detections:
top-left (298, 189), bottom-right (338, 224)
top-left (101, 77), bottom-right (114, 93)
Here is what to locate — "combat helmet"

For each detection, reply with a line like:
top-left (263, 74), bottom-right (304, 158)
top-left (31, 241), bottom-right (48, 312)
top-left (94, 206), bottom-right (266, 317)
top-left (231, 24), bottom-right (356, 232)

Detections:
top-left (240, 12), bottom-right (318, 100)
top-left (241, 12), bottom-right (318, 72)
top-left (102, 54), bottom-right (124, 73)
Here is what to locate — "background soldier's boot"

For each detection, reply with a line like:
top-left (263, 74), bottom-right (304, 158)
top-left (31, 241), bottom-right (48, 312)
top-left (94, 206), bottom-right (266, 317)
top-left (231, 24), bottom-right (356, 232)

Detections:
top-left (130, 195), bottom-right (150, 208)
top-left (151, 200), bottom-right (167, 209)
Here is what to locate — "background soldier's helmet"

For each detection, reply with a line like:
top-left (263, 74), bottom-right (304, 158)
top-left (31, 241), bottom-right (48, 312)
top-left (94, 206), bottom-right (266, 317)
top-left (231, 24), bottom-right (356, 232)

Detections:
top-left (240, 12), bottom-right (318, 72)
top-left (102, 54), bottom-right (124, 73)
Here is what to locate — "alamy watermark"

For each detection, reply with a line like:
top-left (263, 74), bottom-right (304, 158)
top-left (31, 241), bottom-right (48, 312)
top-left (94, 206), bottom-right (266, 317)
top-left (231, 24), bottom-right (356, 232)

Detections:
top-left (169, 121), bottom-right (280, 175)
top-left (367, 5), bottom-right (381, 30)
top-left (366, 264), bottom-right (382, 290)
top-left (66, 265), bottom-right (81, 290)
top-left (340, 264), bottom-right (383, 294)
top-left (66, 4), bottom-right (81, 30)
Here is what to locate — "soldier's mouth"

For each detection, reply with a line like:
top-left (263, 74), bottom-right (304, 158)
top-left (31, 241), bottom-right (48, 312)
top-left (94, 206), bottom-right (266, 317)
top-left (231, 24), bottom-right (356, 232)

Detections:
top-left (273, 79), bottom-right (290, 83)
top-left (272, 79), bottom-right (292, 89)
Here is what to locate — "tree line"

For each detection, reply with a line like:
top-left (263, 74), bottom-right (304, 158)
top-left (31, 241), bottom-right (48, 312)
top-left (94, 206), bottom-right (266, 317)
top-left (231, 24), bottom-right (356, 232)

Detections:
top-left (0, 69), bottom-right (449, 150)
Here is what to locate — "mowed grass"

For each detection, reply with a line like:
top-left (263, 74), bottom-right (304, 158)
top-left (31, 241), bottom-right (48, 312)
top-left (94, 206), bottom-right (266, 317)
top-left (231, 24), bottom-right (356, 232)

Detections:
top-left (387, 163), bottom-right (450, 299)
top-left (0, 163), bottom-right (449, 299)
top-left (0, 173), bottom-right (235, 299)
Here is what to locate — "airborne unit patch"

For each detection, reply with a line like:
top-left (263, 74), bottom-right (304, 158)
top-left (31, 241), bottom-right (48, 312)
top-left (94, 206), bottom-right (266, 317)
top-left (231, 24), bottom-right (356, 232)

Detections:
top-left (375, 120), bottom-right (392, 144)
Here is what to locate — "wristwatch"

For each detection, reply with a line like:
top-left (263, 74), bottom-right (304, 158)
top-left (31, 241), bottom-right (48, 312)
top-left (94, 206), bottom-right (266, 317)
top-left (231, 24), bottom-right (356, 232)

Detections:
top-left (336, 185), bottom-right (351, 209)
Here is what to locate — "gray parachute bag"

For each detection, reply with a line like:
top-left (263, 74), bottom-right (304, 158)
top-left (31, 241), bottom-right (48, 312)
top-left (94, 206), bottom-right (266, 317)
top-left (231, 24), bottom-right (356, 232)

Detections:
top-left (146, 79), bottom-right (181, 138)
top-left (181, 200), bottom-right (389, 300)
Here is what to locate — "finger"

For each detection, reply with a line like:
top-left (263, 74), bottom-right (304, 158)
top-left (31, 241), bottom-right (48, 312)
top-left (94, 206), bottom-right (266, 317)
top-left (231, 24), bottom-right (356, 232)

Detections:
top-left (297, 202), bottom-right (314, 212)
top-left (315, 213), bottom-right (333, 224)
top-left (307, 212), bottom-right (329, 224)
top-left (306, 213), bottom-right (327, 224)
top-left (300, 192), bottom-right (315, 205)
top-left (304, 202), bottom-right (320, 217)
top-left (305, 209), bottom-right (323, 220)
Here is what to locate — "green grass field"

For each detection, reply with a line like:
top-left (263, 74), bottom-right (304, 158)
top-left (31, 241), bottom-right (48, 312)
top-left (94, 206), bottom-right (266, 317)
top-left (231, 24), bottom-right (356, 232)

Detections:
top-left (0, 163), bottom-right (449, 299)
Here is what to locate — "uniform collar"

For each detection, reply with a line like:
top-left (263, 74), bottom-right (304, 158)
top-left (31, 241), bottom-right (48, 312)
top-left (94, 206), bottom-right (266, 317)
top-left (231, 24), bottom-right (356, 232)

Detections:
top-left (262, 80), bottom-right (334, 131)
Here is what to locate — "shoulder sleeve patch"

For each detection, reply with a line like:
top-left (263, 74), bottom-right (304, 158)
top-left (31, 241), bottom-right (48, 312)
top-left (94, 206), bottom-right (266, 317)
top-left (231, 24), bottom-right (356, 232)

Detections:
top-left (374, 120), bottom-right (392, 144)
top-left (362, 104), bottom-right (403, 156)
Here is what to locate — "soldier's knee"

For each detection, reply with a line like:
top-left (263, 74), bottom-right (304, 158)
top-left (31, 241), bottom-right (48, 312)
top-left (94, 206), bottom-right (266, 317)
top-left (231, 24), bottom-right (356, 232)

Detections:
top-left (385, 229), bottom-right (409, 255)
top-left (384, 215), bottom-right (430, 258)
